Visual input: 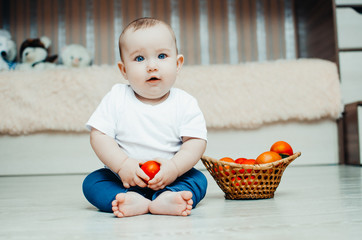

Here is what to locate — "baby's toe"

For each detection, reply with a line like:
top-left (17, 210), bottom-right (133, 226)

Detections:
top-left (112, 206), bottom-right (119, 212)
top-left (113, 210), bottom-right (124, 218)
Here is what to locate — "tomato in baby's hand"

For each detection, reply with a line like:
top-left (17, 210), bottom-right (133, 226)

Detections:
top-left (141, 161), bottom-right (160, 181)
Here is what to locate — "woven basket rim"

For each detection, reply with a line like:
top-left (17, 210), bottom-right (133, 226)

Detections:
top-left (201, 152), bottom-right (301, 170)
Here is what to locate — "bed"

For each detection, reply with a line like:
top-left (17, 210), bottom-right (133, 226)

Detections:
top-left (0, 59), bottom-right (342, 175)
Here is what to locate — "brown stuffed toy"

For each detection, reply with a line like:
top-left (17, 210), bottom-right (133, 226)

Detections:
top-left (16, 36), bottom-right (57, 70)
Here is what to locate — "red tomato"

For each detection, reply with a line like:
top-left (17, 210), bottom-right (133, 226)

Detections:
top-left (270, 141), bottom-right (293, 156)
top-left (239, 159), bottom-right (256, 165)
top-left (141, 161), bottom-right (160, 181)
top-left (256, 151), bottom-right (282, 164)
top-left (235, 158), bottom-right (247, 164)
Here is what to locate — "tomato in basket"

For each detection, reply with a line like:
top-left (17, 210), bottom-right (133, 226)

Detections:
top-left (219, 157), bottom-right (234, 172)
top-left (270, 141), bottom-right (293, 157)
top-left (256, 151), bottom-right (282, 164)
top-left (238, 159), bottom-right (256, 165)
top-left (235, 158), bottom-right (247, 164)
top-left (220, 157), bottom-right (234, 163)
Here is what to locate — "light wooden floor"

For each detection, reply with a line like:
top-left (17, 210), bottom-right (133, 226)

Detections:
top-left (0, 165), bottom-right (361, 240)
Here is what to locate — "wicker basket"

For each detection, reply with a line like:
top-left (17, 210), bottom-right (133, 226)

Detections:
top-left (201, 152), bottom-right (301, 200)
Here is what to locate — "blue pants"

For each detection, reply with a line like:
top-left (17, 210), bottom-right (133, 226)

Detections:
top-left (82, 168), bottom-right (208, 213)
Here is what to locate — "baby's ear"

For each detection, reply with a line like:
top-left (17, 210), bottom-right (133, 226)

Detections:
top-left (176, 54), bottom-right (184, 73)
top-left (117, 61), bottom-right (127, 79)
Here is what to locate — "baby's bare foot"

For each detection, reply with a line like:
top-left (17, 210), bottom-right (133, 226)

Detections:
top-left (149, 191), bottom-right (193, 216)
top-left (111, 192), bottom-right (150, 218)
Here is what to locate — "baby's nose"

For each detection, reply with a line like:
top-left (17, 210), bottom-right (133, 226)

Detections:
top-left (147, 59), bottom-right (158, 71)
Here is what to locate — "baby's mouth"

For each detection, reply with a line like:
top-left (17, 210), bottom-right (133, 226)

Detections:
top-left (147, 77), bottom-right (160, 82)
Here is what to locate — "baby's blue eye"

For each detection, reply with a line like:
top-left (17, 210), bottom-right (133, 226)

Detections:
top-left (158, 54), bottom-right (167, 59)
top-left (135, 56), bottom-right (144, 62)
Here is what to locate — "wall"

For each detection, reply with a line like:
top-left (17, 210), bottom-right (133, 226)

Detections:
top-left (294, 0), bottom-right (337, 63)
top-left (0, 0), bottom-right (298, 65)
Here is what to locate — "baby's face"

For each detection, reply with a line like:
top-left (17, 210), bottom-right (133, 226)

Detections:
top-left (118, 24), bottom-right (183, 104)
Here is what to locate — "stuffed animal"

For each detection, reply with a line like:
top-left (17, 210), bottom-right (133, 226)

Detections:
top-left (60, 44), bottom-right (92, 68)
top-left (0, 29), bottom-right (17, 71)
top-left (16, 36), bottom-right (58, 70)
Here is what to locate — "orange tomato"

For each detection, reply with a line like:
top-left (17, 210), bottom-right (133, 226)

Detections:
top-left (270, 141), bottom-right (293, 156)
top-left (256, 151), bottom-right (282, 164)
top-left (220, 157), bottom-right (234, 163)
top-left (219, 157), bottom-right (234, 171)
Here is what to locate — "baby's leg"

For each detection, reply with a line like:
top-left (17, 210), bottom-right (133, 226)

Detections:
top-left (149, 191), bottom-right (193, 216)
top-left (83, 168), bottom-right (128, 212)
top-left (112, 192), bottom-right (151, 218)
top-left (149, 168), bottom-right (208, 216)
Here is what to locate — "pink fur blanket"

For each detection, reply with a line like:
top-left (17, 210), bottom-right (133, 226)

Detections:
top-left (0, 59), bottom-right (342, 135)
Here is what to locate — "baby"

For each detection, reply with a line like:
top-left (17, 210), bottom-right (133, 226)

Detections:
top-left (82, 18), bottom-right (208, 217)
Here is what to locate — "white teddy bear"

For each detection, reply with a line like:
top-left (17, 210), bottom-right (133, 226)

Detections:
top-left (0, 29), bottom-right (17, 71)
top-left (61, 44), bottom-right (92, 68)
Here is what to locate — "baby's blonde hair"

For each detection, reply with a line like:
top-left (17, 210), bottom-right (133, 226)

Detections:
top-left (118, 17), bottom-right (178, 61)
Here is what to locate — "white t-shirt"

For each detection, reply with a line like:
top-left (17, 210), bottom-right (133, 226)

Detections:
top-left (86, 84), bottom-right (207, 161)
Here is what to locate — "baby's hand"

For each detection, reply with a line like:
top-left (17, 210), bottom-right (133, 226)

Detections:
top-left (147, 158), bottom-right (179, 191)
top-left (118, 157), bottom-right (149, 188)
